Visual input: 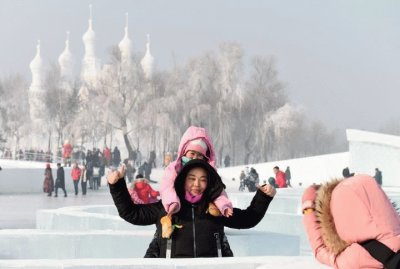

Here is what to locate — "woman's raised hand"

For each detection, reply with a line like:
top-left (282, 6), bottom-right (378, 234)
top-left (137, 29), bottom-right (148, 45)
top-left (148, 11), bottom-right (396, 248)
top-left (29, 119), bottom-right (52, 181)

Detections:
top-left (260, 184), bottom-right (276, 197)
top-left (107, 164), bottom-right (126, 185)
top-left (301, 184), bottom-right (320, 211)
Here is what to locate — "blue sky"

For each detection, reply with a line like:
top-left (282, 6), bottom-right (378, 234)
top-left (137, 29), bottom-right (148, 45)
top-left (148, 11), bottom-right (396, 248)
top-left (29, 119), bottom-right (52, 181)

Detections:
top-left (1, 0), bottom-right (400, 131)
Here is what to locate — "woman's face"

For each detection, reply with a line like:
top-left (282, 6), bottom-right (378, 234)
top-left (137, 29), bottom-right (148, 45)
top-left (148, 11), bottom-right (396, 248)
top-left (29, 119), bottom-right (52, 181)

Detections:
top-left (184, 167), bottom-right (208, 196)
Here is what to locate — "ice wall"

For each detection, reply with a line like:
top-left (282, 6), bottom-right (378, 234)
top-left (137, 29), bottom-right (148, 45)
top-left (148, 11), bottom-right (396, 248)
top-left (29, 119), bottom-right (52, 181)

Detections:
top-left (347, 129), bottom-right (400, 186)
top-left (1, 192), bottom-right (305, 260)
top-left (0, 166), bottom-right (76, 194)
top-left (0, 229), bottom-right (299, 259)
top-left (0, 256), bottom-right (329, 269)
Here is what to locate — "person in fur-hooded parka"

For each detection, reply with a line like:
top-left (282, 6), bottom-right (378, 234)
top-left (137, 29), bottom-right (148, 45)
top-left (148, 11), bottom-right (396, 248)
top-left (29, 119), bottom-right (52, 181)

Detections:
top-left (302, 175), bottom-right (400, 269)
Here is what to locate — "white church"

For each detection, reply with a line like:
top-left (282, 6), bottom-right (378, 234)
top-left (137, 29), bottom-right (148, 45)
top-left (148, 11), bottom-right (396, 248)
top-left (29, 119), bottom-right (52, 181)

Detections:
top-left (28, 5), bottom-right (154, 120)
top-left (26, 5), bottom-right (155, 154)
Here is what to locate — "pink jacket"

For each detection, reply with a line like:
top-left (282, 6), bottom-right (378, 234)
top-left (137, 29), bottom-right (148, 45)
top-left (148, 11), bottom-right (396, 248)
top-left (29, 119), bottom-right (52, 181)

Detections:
top-left (303, 175), bottom-right (400, 269)
top-left (160, 126), bottom-right (232, 214)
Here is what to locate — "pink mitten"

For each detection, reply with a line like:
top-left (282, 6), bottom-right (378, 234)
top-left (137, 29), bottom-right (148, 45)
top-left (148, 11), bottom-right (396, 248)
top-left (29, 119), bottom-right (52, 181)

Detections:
top-left (167, 202), bottom-right (179, 217)
top-left (301, 185), bottom-right (320, 211)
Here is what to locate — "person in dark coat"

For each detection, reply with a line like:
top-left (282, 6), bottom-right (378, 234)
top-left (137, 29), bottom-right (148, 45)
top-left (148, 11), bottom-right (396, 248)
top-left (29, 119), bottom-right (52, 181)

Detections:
top-left (108, 159), bottom-right (276, 258)
top-left (374, 168), bottom-right (382, 186)
top-left (342, 167), bottom-right (355, 178)
top-left (285, 166), bottom-right (292, 187)
top-left (149, 150), bottom-right (156, 168)
top-left (55, 163), bottom-right (67, 197)
top-left (144, 161), bottom-right (152, 181)
top-left (124, 158), bottom-right (135, 183)
top-left (112, 146), bottom-right (121, 167)
top-left (86, 160), bottom-right (94, 189)
top-left (224, 155), bottom-right (231, 167)
top-left (268, 177), bottom-right (278, 189)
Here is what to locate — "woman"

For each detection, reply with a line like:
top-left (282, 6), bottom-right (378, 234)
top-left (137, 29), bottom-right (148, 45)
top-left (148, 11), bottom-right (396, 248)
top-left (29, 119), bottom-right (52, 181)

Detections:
top-left (43, 163), bottom-right (54, 196)
top-left (302, 175), bottom-right (400, 269)
top-left (108, 159), bottom-right (276, 258)
top-left (71, 162), bottom-right (81, 195)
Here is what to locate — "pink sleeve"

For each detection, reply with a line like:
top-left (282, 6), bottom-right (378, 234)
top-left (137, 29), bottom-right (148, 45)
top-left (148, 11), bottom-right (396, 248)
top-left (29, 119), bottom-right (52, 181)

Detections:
top-left (129, 190), bottom-right (144, 204)
top-left (303, 211), bottom-right (336, 267)
top-left (213, 190), bottom-right (233, 214)
top-left (303, 211), bottom-right (374, 269)
top-left (160, 162), bottom-right (181, 213)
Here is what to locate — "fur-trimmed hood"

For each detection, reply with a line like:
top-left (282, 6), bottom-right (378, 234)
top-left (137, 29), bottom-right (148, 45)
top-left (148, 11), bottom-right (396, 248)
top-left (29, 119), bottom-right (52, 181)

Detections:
top-left (315, 175), bottom-right (400, 256)
top-left (316, 179), bottom-right (350, 255)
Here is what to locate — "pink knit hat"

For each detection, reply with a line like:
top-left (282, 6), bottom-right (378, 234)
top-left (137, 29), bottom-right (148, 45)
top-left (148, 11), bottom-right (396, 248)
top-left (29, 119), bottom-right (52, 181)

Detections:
top-left (184, 139), bottom-right (208, 157)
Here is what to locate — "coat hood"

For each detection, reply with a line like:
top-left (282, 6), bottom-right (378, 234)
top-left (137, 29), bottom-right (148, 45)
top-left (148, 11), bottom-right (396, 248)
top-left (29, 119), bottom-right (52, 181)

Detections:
top-left (174, 159), bottom-right (225, 205)
top-left (176, 126), bottom-right (216, 170)
top-left (316, 175), bottom-right (400, 256)
top-left (315, 179), bottom-right (349, 255)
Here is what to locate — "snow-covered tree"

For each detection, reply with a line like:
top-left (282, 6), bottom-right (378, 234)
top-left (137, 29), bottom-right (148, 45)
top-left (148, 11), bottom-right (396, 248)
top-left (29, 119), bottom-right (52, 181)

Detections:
top-left (212, 43), bottom-right (243, 165)
top-left (97, 47), bottom-right (147, 158)
top-left (0, 75), bottom-right (30, 155)
top-left (268, 104), bottom-right (304, 160)
top-left (241, 55), bottom-right (287, 164)
top-left (43, 64), bottom-right (79, 149)
top-left (0, 42), bottom-right (344, 164)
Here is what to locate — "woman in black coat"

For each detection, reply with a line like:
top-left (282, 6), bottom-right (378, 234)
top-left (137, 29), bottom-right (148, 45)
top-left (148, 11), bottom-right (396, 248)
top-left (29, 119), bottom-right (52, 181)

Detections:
top-left (108, 159), bottom-right (276, 258)
top-left (55, 163), bottom-right (67, 197)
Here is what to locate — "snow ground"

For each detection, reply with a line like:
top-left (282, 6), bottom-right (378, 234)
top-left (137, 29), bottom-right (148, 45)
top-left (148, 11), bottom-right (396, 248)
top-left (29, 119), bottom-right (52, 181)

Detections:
top-left (0, 256), bottom-right (329, 269)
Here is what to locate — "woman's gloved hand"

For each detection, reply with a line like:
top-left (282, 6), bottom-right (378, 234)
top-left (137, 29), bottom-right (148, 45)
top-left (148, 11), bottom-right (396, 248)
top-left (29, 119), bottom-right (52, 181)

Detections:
top-left (301, 185), bottom-right (320, 212)
top-left (107, 164), bottom-right (126, 185)
top-left (259, 184), bottom-right (276, 197)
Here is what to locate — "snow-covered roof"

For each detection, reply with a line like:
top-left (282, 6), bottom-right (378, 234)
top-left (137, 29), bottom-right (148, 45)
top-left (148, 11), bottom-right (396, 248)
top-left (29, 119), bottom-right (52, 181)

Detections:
top-left (141, 34), bottom-right (154, 80)
top-left (82, 5), bottom-right (95, 44)
top-left (118, 13), bottom-right (131, 65)
top-left (347, 129), bottom-right (400, 149)
top-left (29, 40), bottom-right (43, 71)
top-left (58, 32), bottom-right (73, 78)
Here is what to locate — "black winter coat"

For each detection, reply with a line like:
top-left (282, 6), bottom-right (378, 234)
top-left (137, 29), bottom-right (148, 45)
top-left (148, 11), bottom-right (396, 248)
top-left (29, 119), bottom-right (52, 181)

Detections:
top-left (56, 167), bottom-right (65, 188)
top-left (143, 227), bottom-right (233, 258)
top-left (110, 178), bottom-right (273, 258)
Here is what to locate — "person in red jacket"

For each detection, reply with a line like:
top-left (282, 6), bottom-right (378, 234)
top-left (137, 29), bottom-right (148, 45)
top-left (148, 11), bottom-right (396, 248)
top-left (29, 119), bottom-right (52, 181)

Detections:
top-left (63, 140), bottom-right (73, 167)
top-left (103, 147), bottom-right (111, 166)
top-left (273, 166), bottom-right (287, 188)
top-left (129, 174), bottom-right (160, 204)
top-left (71, 162), bottom-right (81, 195)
